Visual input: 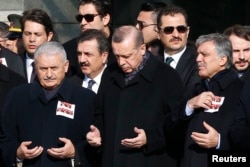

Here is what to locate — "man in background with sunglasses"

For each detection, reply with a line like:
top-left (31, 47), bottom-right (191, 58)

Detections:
top-left (135, 2), bottom-right (166, 57)
top-left (64, 0), bottom-right (114, 77)
top-left (157, 4), bottom-right (200, 88)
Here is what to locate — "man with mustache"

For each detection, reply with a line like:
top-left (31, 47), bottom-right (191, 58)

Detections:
top-left (178, 33), bottom-right (243, 167)
top-left (223, 24), bottom-right (250, 81)
top-left (0, 42), bottom-right (95, 167)
top-left (70, 29), bottom-right (109, 93)
top-left (64, 0), bottom-right (114, 77)
top-left (20, 9), bottom-right (54, 83)
top-left (157, 4), bottom-right (200, 88)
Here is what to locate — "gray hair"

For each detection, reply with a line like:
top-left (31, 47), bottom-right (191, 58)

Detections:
top-left (196, 33), bottom-right (232, 69)
top-left (34, 41), bottom-right (67, 63)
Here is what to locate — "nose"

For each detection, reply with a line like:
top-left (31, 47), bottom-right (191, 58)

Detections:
top-left (172, 28), bottom-right (179, 37)
top-left (196, 53), bottom-right (202, 62)
top-left (239, 51), bottom-right (245, 60)
top-left (78, 54), bottom-right (87, 63)
top-left (46, 68), bottom-right (52, 78)
top-left (29, 34), bottom-right (36, 42)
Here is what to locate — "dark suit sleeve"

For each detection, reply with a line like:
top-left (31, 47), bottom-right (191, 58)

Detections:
top-left (0, 89), bottom-right (20, 166)
top-left (144, 68), bottom-right (184, 154)
top-left (229, 87), bottom-right (250, 150)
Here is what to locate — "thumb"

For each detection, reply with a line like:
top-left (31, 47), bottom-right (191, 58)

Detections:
top-left (134, 127), bottom-right (141, 134)
top-left (203, 121), bottom-right (212, 131)
top-left (23, 141), bottom-right (32, 146)
top-left (58, 137), bottom-right (68, 143)
top-left (90, 125), bottom-right (97, 131)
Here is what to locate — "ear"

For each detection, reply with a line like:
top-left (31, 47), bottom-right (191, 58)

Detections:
top-left (102, 14), bottom-right (110, 26)
top-left (47, 31), bottom-right (54, 41)
top-left (102, 51), bottom-right (109, 64)
top-left (186, 27), bottom-right (190, 38)
top-left (140, 43), bottom-right (146, 55)
top-left (219, 56), bottom-right (227, 66)
top-left (64, 60), bottom-right (69, 73)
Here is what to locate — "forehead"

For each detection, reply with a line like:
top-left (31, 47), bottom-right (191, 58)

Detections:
top-left (160, 13), bottom-right (186, 26)
top-left (229, 34), bottom-right (250, 48)
top-left (23, 20), bottom-right (46, 32)
top-left (79, 3), bottom-right (98, 14)
top-left (78, 39), bottom-right (99, 50)
top-left (137, 11), bottom-right (154, 21)
top-left (112, 40), bottom-right (136, 55)
top-left (36, 53), bottom-right (63, 65)
top-left (198, 41), bottom-right (216, 52)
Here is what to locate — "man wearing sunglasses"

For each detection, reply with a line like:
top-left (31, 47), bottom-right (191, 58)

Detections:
top-left (157, 4), bottom-right (200, 88)
top-left (135, 2), bottom-right (166, 57)
top-left (64, 0), bottom-right (114, 77)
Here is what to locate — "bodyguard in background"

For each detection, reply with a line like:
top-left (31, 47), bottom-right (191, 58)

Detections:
top-left (157, 4), bottom-right (200, 88)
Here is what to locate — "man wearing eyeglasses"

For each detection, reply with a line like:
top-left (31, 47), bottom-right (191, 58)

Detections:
top-left (64, 0), bottom-right (114, 77)
top-left (135, 2), bottom-right (166, 57)
top-left (157, 4), bottom-right (200, 88)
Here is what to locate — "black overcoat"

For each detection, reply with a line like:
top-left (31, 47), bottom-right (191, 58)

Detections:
top-left (95, 53), bottom-right (184, 167)
top-left (0, 79), bottom-right (95, 167)
top-left (181, 69), bottom-right (243, 167)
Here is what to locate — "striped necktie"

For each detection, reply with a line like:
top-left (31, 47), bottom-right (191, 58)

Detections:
top-left (87, 79), bottom-right (95, 90)
top-left (165, 57), bottom-right (174, 65)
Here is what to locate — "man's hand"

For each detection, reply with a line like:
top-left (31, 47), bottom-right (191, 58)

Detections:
top-left (47, 137), bottom-right (75, 159)
top-left (187, 91), bottom-right (215, 110)
top-left (16, 141), bottom-right (43, 159)
top-left (191, 121), bottom-right (219, 148)
top-left (86, 125), bottom-right (102, 147)
top-left (121, 127), bottom-right (147, 148)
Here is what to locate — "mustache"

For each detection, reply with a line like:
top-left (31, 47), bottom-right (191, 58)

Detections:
top-left (236, 60), bottom-right (248, 63)
top-left (44, 78), bottom-right (55, 81)
top-left (169, 37), bottom-right (182, 42)
top-left (197, 62), bottom-right (206, 67)
top-left (80, 62), bottom-right (90, 67)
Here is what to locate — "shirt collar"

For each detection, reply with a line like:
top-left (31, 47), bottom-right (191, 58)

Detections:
top-left (164, 46), bottom-right (186, 64)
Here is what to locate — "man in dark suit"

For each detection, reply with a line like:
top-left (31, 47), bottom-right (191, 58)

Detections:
top-left (229, 76), bottom-right (250, 150)
top-left (70, 29), bottom-right (109, 93)
top-left (20, 9), bottom-right (54, 83)
top-left (223, 24), bottom-right (250, 81)
top-left (157, 4), bottom-right (200, 88)
top-left (0, 64), bottom-right (26, 167)
top-left (135, 2), bottom-right (166, 57)
top-left (0, 42), bottom-right (95, 167)
top-left (0, 45), bottom-right (25, 77)
top-left (64, 0), bottom-right (114, 77)
top-left (179, 33), bottom-right (243, 167)
top-left (86, 25), bottom-right (184, 167)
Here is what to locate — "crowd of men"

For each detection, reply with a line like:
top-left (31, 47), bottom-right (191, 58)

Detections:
top-left (0, 0), bottom-right (250, 167)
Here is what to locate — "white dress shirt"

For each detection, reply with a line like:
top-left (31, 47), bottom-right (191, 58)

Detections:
top-left (164, 46), bottom-right (186, 69)
top-left (26, 54), bottom-right (34, 83)
top-left (82, 66), bottom-right (106, 94)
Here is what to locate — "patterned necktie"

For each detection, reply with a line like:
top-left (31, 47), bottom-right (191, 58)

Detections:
top-left (30, 62), bottom-right (36, 82)
top-left (87, 79), bottom-right (95, 90)
top-left (165, 57), bottom-right (174, 65)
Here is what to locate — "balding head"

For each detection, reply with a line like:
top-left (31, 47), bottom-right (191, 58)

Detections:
top-left (111, 25), bottom-right (146, 74)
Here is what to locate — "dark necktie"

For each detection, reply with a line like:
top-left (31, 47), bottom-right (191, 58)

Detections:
top-left (87, 79), bottom-right (95, 90)
top-left (30, 62), bottom-right (36, 82)
top-left (165, 57), bottom-right (174, 65)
